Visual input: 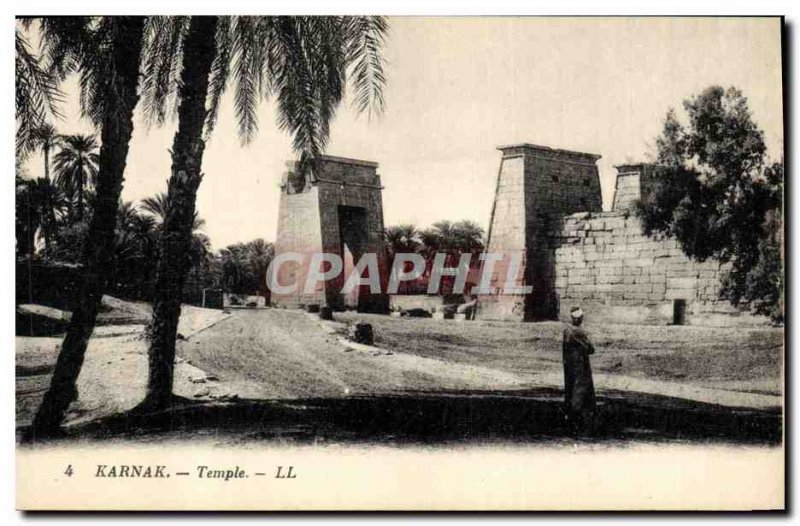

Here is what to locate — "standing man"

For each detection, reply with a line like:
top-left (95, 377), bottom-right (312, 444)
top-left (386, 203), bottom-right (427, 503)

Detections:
top-left (563, 306), bottom-right (596, 436)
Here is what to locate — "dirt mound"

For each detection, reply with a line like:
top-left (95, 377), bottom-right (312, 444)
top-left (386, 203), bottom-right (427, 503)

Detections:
top-left (97, 296), bottom-right (152, 325)
top-left (16, 305), bottom-right (70, 336)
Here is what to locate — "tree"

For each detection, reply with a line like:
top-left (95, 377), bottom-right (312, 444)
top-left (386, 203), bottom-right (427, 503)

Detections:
top-left (419, 220), bottom-right (484, 258)
top-left (141, 192), bottom-right (205, 232)
top-left (636, 86), bottom-right (783, 322)
top-left (16, 171), bottom-right (66, 261)
top-left (385, 224), bottom-right (420, 257)
top-left (31, 16), bottom-right (148, 438)
top-left (53, 133), bottom-right (99, 223)
top-left (106, 201), bottom-right (156, 299)
top-left (28, 123), bottom-right (61, 250)
top-left (139, 16), bottom-right (388, 409)
top-left (220, 239), bottom-right (275, 295)
top-left (15, 174), bottom-right (41, 258)
top-left (451, 220), bottom-right (485, 254)
top-left (139, 191), bottom-right (212, 298)
top-left (387, 220), bottom-right (485, 295)
top-left (245, 238), bottom-right (274, 297)
top-left (384, 225), bottom-right (420, 294)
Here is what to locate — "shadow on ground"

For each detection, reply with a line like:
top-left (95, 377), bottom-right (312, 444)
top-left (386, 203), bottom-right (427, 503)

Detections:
top-left (19, 388), bottom-right (781, 447)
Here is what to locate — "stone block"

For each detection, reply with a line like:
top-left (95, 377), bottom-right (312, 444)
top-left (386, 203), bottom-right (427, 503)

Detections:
top-left (592, 284), bottom-right (616, 292)
top-left (667, 277), bottom-right (697, 290)
top-left (596, 274), bottom-right (622, 285)
top-left (566, 278), bottom-right (584, 288)
top-left (624, 292), bottom-right (652, 301)
top-left (627, 257), bottom-right (653, 267)
top-left (666, 289), bottom-right (697, 300)
top-left (604, 217), bottom-right (626, 230)
top-left (650, 275), bottom-right (667, 286)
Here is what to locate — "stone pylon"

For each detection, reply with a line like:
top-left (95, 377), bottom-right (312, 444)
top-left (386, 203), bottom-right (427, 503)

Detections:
top-left (478, 144), bottom-right (602, 321)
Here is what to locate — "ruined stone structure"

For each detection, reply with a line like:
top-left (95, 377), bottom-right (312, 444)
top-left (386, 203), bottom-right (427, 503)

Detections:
top-left (478, 144), bottom-right (603, 321)
top-left (272, 155), bottom-right (389, 313)
top-left (478, 144), bottom-right (734, 324)
top-left (612, 163), bottom-right (659, 212)
top-left (548, 210), bottom-right (730, 324)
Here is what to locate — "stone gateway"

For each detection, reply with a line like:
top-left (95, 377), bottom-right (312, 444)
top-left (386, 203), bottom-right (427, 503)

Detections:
top-left (272, 155), bottom-right (389, 313)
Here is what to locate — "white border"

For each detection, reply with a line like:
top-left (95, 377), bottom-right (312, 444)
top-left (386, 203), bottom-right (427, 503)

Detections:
top-left (3, 2), bottom-right (796, 524)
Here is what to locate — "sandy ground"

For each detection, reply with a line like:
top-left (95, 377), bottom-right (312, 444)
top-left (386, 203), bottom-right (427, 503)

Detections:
top-left (16, 305), bottom-right (783, 445)
top-left (16, 305), bottom-right (231, 427)
top-left (335, 312), bottom-right (784, 398)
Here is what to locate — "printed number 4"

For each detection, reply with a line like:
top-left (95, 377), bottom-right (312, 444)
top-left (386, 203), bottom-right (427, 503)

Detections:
top-left (64, 465), bottom-right (73, 477)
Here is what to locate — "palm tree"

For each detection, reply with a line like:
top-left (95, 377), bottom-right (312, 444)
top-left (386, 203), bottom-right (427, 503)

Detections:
top-left (247, 238), bottom-right (274, 298)
top-left (53, 134), bottom-right (99, 223)
top-left (219, 239), bottom-right (274, 295)
top-left (421, 220), bottom-right (484, 254)
top-left (384, 225), bottom-right (420, 294)
top-left (141, 191), bottom-right (210, 270)
top-left (141, 192), bottom-right (205, 232)
top-left (31, 123), bottom-right (58, 179)
top-left (385, 224), bottom-right (420, 256)
top-left (116, 200), bottom-right (141, 230)
top-left (28, 123), bottom-right (61, 250)
top-left (452, 220), bottom-right (485, 254)
top-left (31, 16), bottom-right (147, 438)
top-left (16, 175), bottom-right (42, 258)
top-left (139, 15), bottom-right (388, 409)
top-left (416, 220), bottom-right (486, 292)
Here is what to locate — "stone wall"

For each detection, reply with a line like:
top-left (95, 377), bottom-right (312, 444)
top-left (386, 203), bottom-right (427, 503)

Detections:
top-left (547, 211), bottom-right (732, 323)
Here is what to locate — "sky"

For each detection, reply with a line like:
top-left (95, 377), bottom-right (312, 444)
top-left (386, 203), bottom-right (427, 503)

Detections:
top-left (22, 17), bottom-right (784, 249)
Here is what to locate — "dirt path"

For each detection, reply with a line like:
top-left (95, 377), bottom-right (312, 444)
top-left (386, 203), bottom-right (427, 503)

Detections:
top-left (181, 309), bottom-right (781, 410)
top-left (177, 309), bottom-right (528, 400)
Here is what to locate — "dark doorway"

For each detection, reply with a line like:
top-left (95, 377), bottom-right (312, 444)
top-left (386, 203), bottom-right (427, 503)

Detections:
top-left (338, 206), bottom-right (370, 310)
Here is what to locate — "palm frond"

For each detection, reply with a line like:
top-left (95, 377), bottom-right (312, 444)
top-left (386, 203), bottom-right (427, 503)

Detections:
top-left (204, 16), bottom-right (233, 139)
top-left (231, 16), bottom-right (263, 143)
top-left (15, 28), bottom-right (64, 158)
top-left (140, 16), bottom-right (190, 126)
top-left (76, 17), bottom-right (147, 127)
top-left (140, 192), bottom-right (170, 221)
top-left (35, 16), bottom-right (95, 80)
top-left (271, 17), bottom-right (326, 158)
top-left (343, 16), bottom-right (388, 118)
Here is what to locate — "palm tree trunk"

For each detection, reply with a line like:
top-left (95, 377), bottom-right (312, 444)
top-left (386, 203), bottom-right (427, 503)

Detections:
top-left (66, 181), bottom-right (74, 224)
top-left (76, 157), bottom-right (84, 221)
top-left (30, 17), bottom-right (146, 438)
top-left (42, 145), bottom-right (55, 252)
top-left (143, 16), bottom-right (218, 409)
